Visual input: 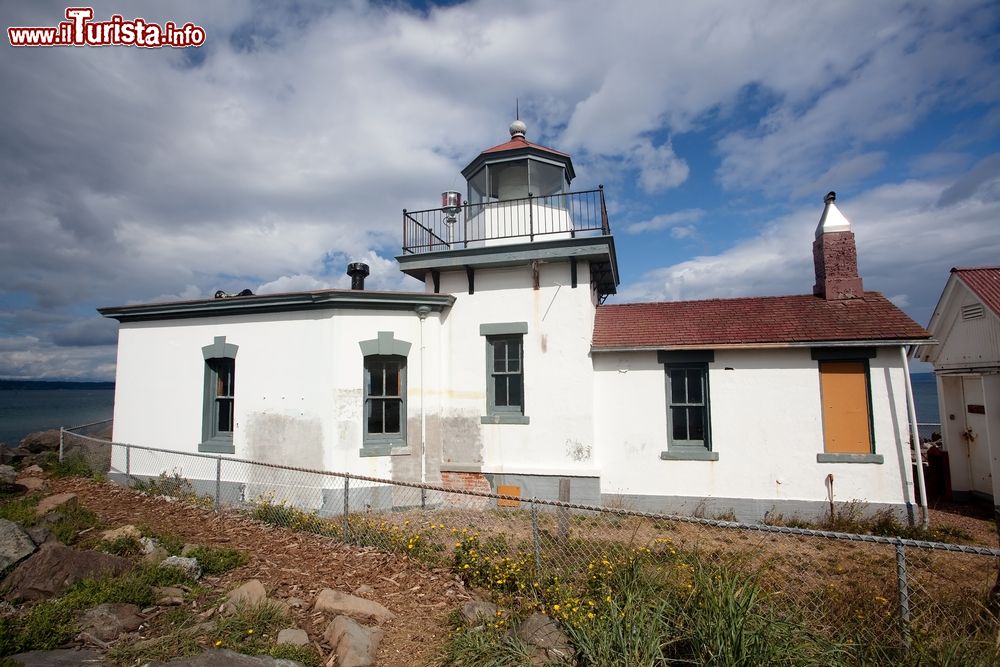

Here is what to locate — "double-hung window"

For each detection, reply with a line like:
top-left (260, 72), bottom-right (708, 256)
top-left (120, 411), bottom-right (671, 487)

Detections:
top-left (481, 322), bottom-right (529, 424)
top-left (358, 331), bottom-right (412, 456)
top-left (200, 336), bottom-right (238, 454)
top-left (365, 355), bottom-right (406, 444)
top-left (658, 351), bottom-right (716, 460)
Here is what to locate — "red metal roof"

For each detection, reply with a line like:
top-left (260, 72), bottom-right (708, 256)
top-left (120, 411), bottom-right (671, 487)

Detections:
top-left (592, 292), bottom-right (930, 349)
top-left (480, 135), bottom-right (570, 157)
top-left (953, 267), bottom-right (1000, 317)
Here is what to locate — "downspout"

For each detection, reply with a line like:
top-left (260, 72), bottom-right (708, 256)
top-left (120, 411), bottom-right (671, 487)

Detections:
top-left (902, 346), bottom-right (929, 529)
top-left (415, 306), bottom-right (432, 493)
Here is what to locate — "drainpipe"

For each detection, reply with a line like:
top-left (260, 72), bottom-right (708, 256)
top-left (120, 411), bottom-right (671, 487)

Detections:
top-left (415, 306), bottom-right (432, 494)
top-left (902, 347), bottom-right (929, 529)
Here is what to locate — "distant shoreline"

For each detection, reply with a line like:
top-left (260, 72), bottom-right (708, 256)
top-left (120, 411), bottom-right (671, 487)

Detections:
top-left (0, 379), bottom-right (114, 391)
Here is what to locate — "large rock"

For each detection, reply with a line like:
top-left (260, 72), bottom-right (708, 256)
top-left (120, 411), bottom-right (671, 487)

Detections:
top-left (3, 543), bottom-right (132, 601)
top-left (35, 493), bottom-right (78, 517)
top-left (8, 648), bottom-right (104, 666)
top-left (225, 579), bottom-right (267, 609)
top-left (514, 612), bottom-right (575, 664)
top-left (77, 602), bottom-right (143, 641)
top-left (142, 648), bottom-right (306, 666)
top-left (0, 464), bottom-right (16, 487)
top-left (159, 556), bottom-right (201, 580)
top-left (460, 599), bottom-right (498, 626)
top-left (18, 430), bottom-right (61, 454)
top-left (323, 615), bottom-right (384, 667)
top-left (100, 525), bottom-right (142, 543)
top-left (16, 477), bottom-right (47, 493)
top-left (141, 536), bottom-right (168, 564)
top-left (276, 628), bottom-right (309, 646)
top-left (313, 588), bottom-right (394, 624)
top-left (0, 518), bottom-right (36, 571)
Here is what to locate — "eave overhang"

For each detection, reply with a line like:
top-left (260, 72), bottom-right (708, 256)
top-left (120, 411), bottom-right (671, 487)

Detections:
top-left (99, 290), bottom-right (456, 323)
top-left (396, 235), bottom-right (619, 298)
top-left (591, 338), bottom-right (936, 354)
top-left (461, 143), bottom-right (576, 183)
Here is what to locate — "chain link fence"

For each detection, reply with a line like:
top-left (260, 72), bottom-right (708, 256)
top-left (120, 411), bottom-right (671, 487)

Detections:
top-left (61, 422), bottom-right (1000, 662)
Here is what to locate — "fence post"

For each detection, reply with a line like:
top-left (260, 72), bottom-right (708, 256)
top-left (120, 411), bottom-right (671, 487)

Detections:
top-left (214, 456), bottom-right (222, 511)
top-left (531, 500), bottom-right (542, 573)
top-left (557, 478), bottom-right (570, 541)
top-left (125, 442), bottom-right (131, 486)
top-left (895, 543), bottom-right (912, 649)
top-left (342, 477), bottom-right (350, 545)
top-left (59, 427), bottom-right (65, 462)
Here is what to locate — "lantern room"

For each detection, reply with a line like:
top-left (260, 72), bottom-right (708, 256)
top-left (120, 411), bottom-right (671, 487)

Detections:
top-left (397, 120), bottom-right (619, 303)
top-left (461, 119), bottom-right (576, 204)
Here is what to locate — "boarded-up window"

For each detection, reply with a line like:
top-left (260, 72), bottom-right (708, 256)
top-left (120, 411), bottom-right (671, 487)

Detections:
top-left (819, 360), bottom-right (872, 454)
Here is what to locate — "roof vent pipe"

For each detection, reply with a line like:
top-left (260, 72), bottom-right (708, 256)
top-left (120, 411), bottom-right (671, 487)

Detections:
top-left (347, 262), bottom-right (370, 291)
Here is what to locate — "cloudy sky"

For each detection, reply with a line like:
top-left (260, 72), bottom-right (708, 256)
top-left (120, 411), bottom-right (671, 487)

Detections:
top-left (1, 0), bottom-right (998, 380)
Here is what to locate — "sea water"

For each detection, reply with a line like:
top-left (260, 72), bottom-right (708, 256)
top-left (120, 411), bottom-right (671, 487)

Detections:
top-left (0, 388), bottom-right (115, 446)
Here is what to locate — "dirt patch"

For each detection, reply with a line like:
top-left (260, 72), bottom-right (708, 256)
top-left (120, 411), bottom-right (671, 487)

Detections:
top-left (46, 476), bottom-right (466, 666)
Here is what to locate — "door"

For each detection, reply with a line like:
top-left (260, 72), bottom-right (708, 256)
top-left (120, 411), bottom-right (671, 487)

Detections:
top-left (962, 376), bottom-right (992, 497)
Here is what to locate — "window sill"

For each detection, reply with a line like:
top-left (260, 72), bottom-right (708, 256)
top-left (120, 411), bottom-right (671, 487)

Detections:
top-left (660, 450), bottom-right (718, 461)
top-left (360, 441), bottom-right (410, 457)
top-left (481, 415), bottom-right (530, 425)
top-left (816, 453), bottom-right (884, 464)
top-left (199, 437), bottom-right (234, 455)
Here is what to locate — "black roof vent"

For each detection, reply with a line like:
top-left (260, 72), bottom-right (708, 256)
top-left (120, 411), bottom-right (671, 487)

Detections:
top-left (347, 262), bottom-right (370, 290)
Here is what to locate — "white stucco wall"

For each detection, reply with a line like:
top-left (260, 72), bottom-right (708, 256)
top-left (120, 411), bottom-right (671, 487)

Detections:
top-left (112, 307), bottom-right (444, 503)
top-left (593, 347), bottom-right (915, 510)
top-left (433, 261), bottom-right (600, 476)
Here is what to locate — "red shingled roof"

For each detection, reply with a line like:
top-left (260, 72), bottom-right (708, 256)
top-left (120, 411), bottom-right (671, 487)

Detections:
top-left (592, 292), bottom-right (930, 349)
top-left (953, 267), bottom-right (1000, 317)
top-left (481, 135), bottom-right (570, 157)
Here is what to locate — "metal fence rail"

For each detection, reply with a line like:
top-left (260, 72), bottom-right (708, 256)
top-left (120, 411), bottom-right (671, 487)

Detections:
top-left (60, 426), bottom-right (1000, 661)
top-left (402, 187), bottom-right (610, 254)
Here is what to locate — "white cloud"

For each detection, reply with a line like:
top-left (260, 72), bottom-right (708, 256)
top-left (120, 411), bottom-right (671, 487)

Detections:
top-left (625, 209), bottom-right (704, 235)
top-left (630, 140), bottom-right (689, 193)
top-left (622, 165), bottom-right (1000, 327)
top-left (0, 0), bottom-right (996, 378)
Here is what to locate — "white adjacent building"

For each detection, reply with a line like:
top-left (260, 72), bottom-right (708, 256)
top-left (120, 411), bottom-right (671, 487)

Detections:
top-left (101, 121), bottom-right (932, 522)
top-left (914, 267), bottom-right (1000, 508)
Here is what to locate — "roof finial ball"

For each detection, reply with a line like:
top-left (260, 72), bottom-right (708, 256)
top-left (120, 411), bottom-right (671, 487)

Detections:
top-left (824, 191), bottom-right (836, 205)
top-left (509, 118), bottom-right (527, 139)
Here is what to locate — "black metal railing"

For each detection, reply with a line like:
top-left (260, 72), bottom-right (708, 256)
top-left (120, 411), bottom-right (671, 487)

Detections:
top-left (402, 186), bottom-right (610, 254)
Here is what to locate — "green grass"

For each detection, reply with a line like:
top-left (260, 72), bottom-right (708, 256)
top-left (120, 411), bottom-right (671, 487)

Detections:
top-left (0, 494), bottom-right (42, 525)
top-left (96, 534), bottom-right (144, 557)
top-left (211, 600), bottom-right (292, 655)
top-left (0, 564), bottom-right (199, 656)
top-left (0, 493), bottom-right (99, 545)
top-left (436, 623), bottom-right (536, 667)
top-left (185, 545), bottom-right (247, 575)
top-left (47, 456), bottom-right (97, 479)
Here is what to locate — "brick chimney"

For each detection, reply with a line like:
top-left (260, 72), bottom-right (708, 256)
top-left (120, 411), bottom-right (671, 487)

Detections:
top-left (813, 191), bottom-right (863, 300)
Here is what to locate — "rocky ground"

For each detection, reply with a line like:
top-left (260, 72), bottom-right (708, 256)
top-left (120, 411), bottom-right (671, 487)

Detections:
top-left (0, 469), bottom-right (474, 666)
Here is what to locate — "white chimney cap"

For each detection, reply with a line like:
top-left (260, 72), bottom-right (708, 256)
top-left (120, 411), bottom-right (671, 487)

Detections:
top-left (815, 191), bottom-right (851, 237)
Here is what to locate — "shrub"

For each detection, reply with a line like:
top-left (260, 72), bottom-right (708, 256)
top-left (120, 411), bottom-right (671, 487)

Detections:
top-left (453, 532), bottom-right (534, 597)
top-left (131, 471), bottom-right (213, 508)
